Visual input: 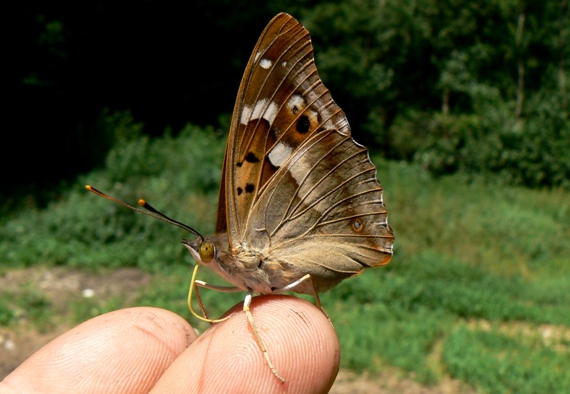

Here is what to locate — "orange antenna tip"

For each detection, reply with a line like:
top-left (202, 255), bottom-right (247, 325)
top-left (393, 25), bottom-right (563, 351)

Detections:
top-left (85, 184), bottom-right (204, 241)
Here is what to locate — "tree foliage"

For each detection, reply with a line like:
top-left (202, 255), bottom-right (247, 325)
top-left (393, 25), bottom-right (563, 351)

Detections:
top-left (303, 0), bottom-right (569, 187)
top-left (8, 0), bottom-right (570, 193)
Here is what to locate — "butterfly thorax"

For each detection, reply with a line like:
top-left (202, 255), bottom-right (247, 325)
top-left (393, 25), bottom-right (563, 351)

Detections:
top-left (185, 236), bottom-right (298, 294)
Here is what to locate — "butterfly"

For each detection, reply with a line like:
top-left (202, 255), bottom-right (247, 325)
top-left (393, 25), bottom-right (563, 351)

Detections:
top-left (87, 12), bottom-right (394, 383)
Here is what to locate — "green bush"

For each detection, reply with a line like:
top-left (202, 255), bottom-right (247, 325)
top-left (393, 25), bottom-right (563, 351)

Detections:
top-left (0, 120), bottom-right (224, 271)
top-left (302, 0), bottom-right (570, 188)
top-left (389, 92), bottom-right (570, 188)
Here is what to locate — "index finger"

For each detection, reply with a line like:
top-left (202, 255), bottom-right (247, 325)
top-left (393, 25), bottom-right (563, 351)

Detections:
top-left (151, 295), bottom-right (340, 394)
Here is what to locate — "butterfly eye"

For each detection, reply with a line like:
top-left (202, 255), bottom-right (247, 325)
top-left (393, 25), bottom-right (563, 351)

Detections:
top-left (199, 241), bottom-right (215, 262)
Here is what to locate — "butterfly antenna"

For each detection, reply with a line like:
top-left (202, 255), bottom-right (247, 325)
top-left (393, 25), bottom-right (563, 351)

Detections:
top-left (85, 185), bottom-right (204, 242)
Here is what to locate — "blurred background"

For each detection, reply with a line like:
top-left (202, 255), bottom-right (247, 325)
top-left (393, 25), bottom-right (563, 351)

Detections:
top-left (2, 1), bottom-right (569, 392)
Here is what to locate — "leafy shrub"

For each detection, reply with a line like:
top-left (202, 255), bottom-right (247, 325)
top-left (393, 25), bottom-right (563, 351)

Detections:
top-left (0, 116), bottom-right (224, 270)
top-left (390, 90), bottom-right (570, 189)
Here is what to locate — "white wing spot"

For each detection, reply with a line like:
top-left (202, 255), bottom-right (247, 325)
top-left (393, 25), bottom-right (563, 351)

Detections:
top-left (263, 101), bottom-right (279, 125)
top-left (240, 104), bottom-right (252, 125)
top-left (268, 142), bottom-right (292, 167)
top-left (287, 95), bottom-right (305, 114)
top-left (264, 101), bottom-right (279, 124)
top-left (250, 99), bottom-right (279, 125)
top-left (282, 61), bottom-right (287, 67)
top-left (254, 51), bottom-right (262, 62)
top-left (260, 59), bottom-right (272, 69)
top-left (251, 99), bottom-right (267, 121)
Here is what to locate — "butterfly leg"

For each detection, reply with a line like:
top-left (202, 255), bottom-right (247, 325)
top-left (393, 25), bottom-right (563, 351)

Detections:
top-left (274, 274), bottom-right (332, 324)
top-left (243, 290), bottom-right (286, 383)
top-left (192, 280), bottom-right (210, 320)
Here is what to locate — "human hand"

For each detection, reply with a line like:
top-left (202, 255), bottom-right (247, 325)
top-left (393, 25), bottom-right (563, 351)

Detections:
top-left (1, 295), bottom-right (339, 393)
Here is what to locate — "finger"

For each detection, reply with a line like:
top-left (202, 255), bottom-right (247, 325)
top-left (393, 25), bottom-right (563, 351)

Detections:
top-left (1, 307), bottom-right (196, 394)
top-left (150, 295), bottom-right (340, 394)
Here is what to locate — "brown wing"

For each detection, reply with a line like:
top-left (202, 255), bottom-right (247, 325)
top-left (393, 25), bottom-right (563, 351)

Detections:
top-left (223, 13), bottom-right (350, 243)
top-left (224, 13), bottom-right (393, 278)
top-left (245, 127), bottom-right (394, 292)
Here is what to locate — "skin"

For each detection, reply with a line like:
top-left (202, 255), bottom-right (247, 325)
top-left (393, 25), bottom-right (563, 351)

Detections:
top-left (1, 295), bottom-right (339, 394)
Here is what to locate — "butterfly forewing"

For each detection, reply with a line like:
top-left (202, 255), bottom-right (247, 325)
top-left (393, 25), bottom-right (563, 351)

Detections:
top-left (225, 14), bottom-right (351, 243)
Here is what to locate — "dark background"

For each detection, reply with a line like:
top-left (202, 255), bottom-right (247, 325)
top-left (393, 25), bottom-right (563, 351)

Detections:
top-left (8, 2), bottom-right (277, 189)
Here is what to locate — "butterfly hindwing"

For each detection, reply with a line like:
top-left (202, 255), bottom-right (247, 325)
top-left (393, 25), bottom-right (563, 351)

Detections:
top-left (245, 124), bottom-right (394, 292)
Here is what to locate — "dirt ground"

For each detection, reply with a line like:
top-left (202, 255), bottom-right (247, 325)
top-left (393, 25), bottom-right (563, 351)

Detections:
top-left (0, 267), bottom-right (475, 393)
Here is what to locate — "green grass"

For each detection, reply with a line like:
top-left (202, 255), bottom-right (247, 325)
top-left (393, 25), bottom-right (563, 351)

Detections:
top-left (444, 325), bottom-right (570, 393)
top-left (0, 286), bottom-right (51, 330)
top-left (1, 116), bottom-right (569, 393)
